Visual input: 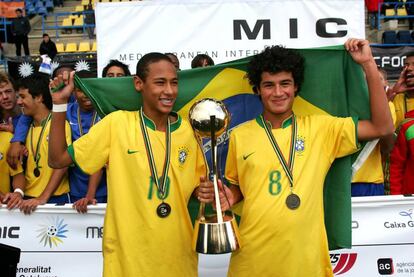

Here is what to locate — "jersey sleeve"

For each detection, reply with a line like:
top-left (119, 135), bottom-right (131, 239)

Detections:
top-left (67, 114), bottom-right (111, 175)
top-left (10, 114), bottom-right (31, 143)
top-left (323, 116), bottom-right (359, 160)
top-left (224, 131), bottom-right (239, 186)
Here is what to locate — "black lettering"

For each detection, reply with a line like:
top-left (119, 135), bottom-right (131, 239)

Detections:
top-left (316, 18), bottom-right (347, 38)
top-left (289, 18), bottom-right (298, 39)
top-left (233, 19), bottom-right (271, 40)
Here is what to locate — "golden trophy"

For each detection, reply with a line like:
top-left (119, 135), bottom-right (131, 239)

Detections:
top-left (189, 98), bottom-right (241, 254)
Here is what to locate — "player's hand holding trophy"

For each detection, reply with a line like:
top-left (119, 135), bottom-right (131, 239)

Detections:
top-left (189, 98), bottom-right (241, 254)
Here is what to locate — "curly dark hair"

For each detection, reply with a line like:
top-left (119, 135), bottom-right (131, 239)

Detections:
top-left (102, 59), bottom-right (131, 77)
top-left (247, 46), bottom-right (305, 96)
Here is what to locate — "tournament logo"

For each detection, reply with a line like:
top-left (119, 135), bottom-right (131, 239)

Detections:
top-left (178, 146), bottom-right (189, 165)
top-left (18, 62), bottom-right (34, 78)
top-left (330, 253), bottom-right (357, 275)
top-left (37, 217), bottom-right (69, 248)
top-left (295, 136), bottom-right (305, 154)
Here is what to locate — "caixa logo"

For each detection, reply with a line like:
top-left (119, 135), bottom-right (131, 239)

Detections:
top-left (330, 253), bottom-right (357, 275)
top-left (384, 209), bottom-right (414, 229)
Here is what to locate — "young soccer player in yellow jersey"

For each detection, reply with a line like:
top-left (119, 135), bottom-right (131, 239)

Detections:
top-left (198, 39), bottom-right (394, 277)
top-left (16, 74), bottom-right (71, 214)
top-left (48, 53), bottom-right (206, 277)
top-left (0, 129), bottom-right (25, 209)
top-left (388, 52), bottom-right (414, 127)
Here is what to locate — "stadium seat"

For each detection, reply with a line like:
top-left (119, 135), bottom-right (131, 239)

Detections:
top-left (82, 0), bottom-right (90, 5)
top-left (74, 17), bottom-right (84, 26)
top-left (385, 9), bottom-right (395, 16)
top-left (92, 41), bottom-right (97, 52)
top-left (397, 8), bottom-right (407, 16)
top-left (56, 43), bottom-right (64, 53)
top-left (78, 42), bottom-right (91, 52)
top-left (37, 6), bottom-right (48, 15)
top-left (62, 17), bottom-right (72, 27)
top-left (382, 30), bottom-right (397, 44)
top-left (65, 43), bottom-right (78, 53)
top-left (75, 5), bottom-right (84, 12)
top-left (397, 30), bottom-right (412, 44)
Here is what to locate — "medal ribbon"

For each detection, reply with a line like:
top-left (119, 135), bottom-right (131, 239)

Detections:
top-left (77, 107), bottom-right (98, 136)
top-left (139, 108), bottom-right (171, 200)
top-left (260, 114), bottom-right (297, 188)
top-left (30, 113), bottom-right (52, 171)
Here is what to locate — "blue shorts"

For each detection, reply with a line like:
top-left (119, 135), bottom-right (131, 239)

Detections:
top-left (25, 193), bottom-right (71, 204)
top-left (351, 183), bottom-right (385, 197)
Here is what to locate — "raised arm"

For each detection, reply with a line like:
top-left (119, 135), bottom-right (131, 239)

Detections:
top-left (344, 38), bottom-right (394, 141)
top-left (48, 71), bottom-right (75, 168)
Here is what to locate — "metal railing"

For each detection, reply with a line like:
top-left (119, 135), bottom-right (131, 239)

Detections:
top-left (0, 17), bottom-right (12, 43)
top-left (41, 10), bottom-right (95, 39)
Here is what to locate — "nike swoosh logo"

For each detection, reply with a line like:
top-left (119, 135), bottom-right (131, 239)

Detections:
top-left (243, 152), bottom-right (255, 160)
top-left (69, 121), bottom-right (77, 125)
top-left (127, 149), bottom-right (139, 154)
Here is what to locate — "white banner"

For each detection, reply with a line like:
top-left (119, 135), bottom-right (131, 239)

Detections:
top-left (95, 0), bottom-right (365, 73)
top-left (1, 196), bottom-right (413, 277)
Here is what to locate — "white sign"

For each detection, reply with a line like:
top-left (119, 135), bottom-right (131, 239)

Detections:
top-left (95, 0), bottom-right (365, 73)
top-left (1, 196), bottom-right (413, 276)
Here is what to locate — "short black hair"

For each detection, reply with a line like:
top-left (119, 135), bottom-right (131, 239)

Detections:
top-left (42, 33), bottom-right (49, 38)
top-left (247, 46), bottom-right (305, 95)
top-left (405, 51), bottom-right (414, 59)
top-left (52, 64), bottom-right (74, 78)
top-left (102, 59), bottom-right (131, 77)
top-left (15, 8), bottom-right (23, 13)
top-left (191, 54), bottom-right (214, 68)
top-left (136, 53), bottom-right (173, 81)
top-left (16, 73), bottom-right (52, 110)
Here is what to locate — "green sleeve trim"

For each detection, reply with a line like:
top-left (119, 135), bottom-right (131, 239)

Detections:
top-left (351, 116), bottom-right (360, 148)
top-left (406, 125), bottom-right (414, 141)
top-left (67, 144), bottom-right (88, 175)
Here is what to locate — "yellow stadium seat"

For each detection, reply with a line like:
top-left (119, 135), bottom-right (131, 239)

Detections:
top-left (91, 41), bottom-right (97, 52)
top-left (82, 0), bottom-right (90, 5)
top-left (78, 42), bottom-right (91, 52)
top-left (73, 17), bottom-right (84, 26)
top-left (75, 5), bottom-right (84, 12)
top-left (397, 8), bottom-right (407, 16)
top-left (61, 17), bottom-right (72, 27)
top-left (56, 43), bottom-right (64, 53)
top-left (385, 9), bottom-right (395, 16)
top-left (65, 43), bottom-right (78, 53)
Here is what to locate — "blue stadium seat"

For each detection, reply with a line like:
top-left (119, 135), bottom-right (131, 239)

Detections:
top-left (35, 1), bottom-right (44, 9)
top-left (45, 0), bottom-right (54, 9)
top-left (382, 30), bottom-right (397, 44)
top-left (37, 6), bottom-right (48, 15)
top-left (397, 30), bottom-right (412, 44)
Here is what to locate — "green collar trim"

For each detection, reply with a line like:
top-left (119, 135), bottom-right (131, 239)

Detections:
top-left (142, 111), bottom-right (181, 132)
top-left (255, 114), bottom-right (293, 129)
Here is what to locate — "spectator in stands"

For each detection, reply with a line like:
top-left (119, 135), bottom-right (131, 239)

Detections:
top-left (11, 8), bottom-right (31, 57)
top-left (0, 123), bottom-right (25, 209)
top-left (351, 67), bottom-right (396, 196)
top-left (39, 34), bottom-right (58, 60)
top-left (407, 0), bottom-right (414, 29)
top-left (191, 54), bottom-right (215, 68)
top-left (365, 0), bottom-right (382, 29)
top-left (16, 74), bottom-right (71, 214)
top-left (390, 109), bottom-right (414, 194)
top-left (102, 59), bottom-right (131, 77)
top-left (84, 4), bottom-right (95, 40)
top-left (388, 51), bottom-right (414, 127)
top-left (48, 53), bottom-right (206, 276)
top-left (68, 70), bottom-right (107, 213)
top-left (165, 53), bottom-right (180, 71)
top-left (0, 73), bottom-right (21, 130)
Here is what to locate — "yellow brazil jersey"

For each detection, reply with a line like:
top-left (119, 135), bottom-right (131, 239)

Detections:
top-left (0, 131), bottom-right (23, 194)
top-left (352, 102), bottom-right (397, 184)
top-left (25, 120), bottom-right (70, 197)
top-left (225, 114), bottom-right (358, 277)
top-left (67, 111), bottom-right (205, 277)
top-left (393, 93), bottom-right (414, 127)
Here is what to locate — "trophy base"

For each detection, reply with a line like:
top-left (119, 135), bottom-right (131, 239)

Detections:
top-left (193, 214), bottom-right (241, 254)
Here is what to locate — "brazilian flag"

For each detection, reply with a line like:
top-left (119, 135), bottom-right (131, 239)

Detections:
top-left (75, 46), bottom-right (370, 250)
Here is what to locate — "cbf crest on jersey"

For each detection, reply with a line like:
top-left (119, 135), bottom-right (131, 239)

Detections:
top-left (178, 146), bottom-right (189, 166)
top-left (295, 136), bottom-right (306, 155)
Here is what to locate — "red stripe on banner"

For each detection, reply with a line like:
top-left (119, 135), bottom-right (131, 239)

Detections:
top-left (333, 254), bottom-right (349, 274)
top-left (336, 253), bottom-right (357, 275)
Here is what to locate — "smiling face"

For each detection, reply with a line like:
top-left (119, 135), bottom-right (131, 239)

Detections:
top-left (0, 81), bottom-right (17, 112)
top-left (74, 87), bottom-right (93, 111)
top-left (258, 71), bottom-right (297, 122)
top-left (17, 88), bottom-right (41, 117)
top-left (133, 60), bottom-right (178, 119)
